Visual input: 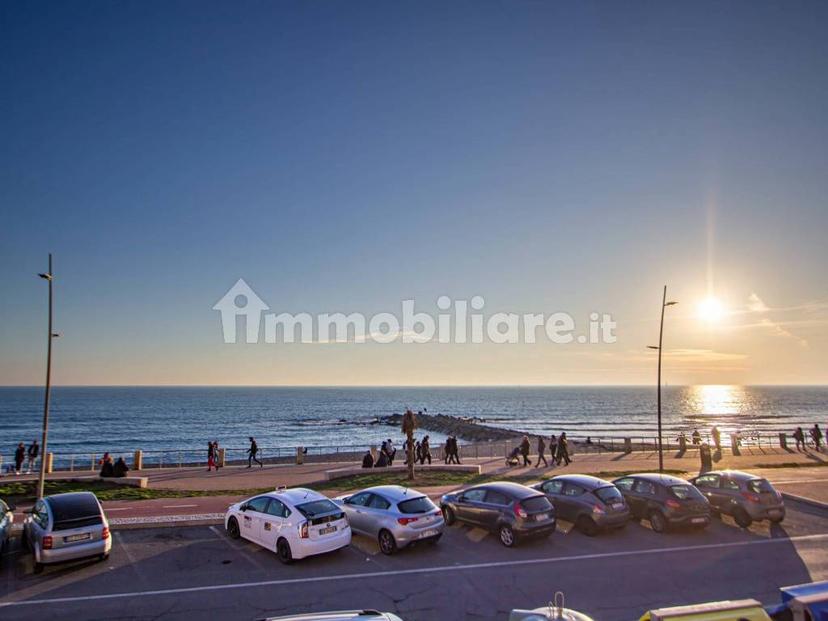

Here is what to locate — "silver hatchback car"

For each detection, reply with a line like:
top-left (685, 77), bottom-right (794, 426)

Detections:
top-left (689, 470), bottom-right (785, 528)
top-left (335, 485), bottom-right (444, 555)
top-left (23, 491), bottom-right (111, 573)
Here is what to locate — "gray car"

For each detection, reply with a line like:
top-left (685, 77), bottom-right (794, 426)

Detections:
top-left (1, 498), bottom-right (14, 556)
top-left (532, 475), bottom-right (630, 536)
top-left (689, 470), bottom-right (785, 528)
top-left (23, 491), bottom-right (111, 573)
top-left (335, 485), bottom-right (444, 555)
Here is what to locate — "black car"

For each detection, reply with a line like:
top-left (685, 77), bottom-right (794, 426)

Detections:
top-left (532, 474), bottom-right (630, 536)
top-left (612, 473), bottom-right (710, 533)
top-left (440, 481), bottom-right (556, 547)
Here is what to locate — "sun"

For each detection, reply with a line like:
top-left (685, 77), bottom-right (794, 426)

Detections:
top-left (697, 296), bottom-right (725, 322)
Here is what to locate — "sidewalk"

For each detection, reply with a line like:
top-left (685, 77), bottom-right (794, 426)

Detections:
top-left (6, 446), bottom-right (827, 528)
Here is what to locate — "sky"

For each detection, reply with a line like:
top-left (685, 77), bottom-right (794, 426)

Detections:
top-left (1, 1), bottom-right (827, 386)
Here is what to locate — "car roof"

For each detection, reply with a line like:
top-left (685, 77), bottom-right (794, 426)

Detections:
top-left (46, 492), bottom-right (101, 519)
top-left (620, 473), bottom-right (689, 486)
top-left (269, 488), bottom-right (327, 505)
top-left (362, 485), bottom-right (426, 502)
top-left (700, 470), bottom-right (760, 481)
top-left (475, 481), bottom-right (542, 499)
top-left (548, 474), bottom-right (612, 489)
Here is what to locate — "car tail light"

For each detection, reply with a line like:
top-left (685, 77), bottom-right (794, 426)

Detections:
top-left (102, 526), bottom-right (110, 540)
top-left (299, 522), bottom-right (309, 539)
top-left (741, 491), bottom-right (761, 503)
top-left (433, 510), bottom-right (442, 517)
top-left (514, 503), bottom-right (528, 519)
top-left (665, 499), bottom-right (681, 510)
top-left (397, 517), bottom-right (419, 526)
top-left (592, 504), bottom-right (606, 515)
top-left (42, 535), bottom-right (53, 550)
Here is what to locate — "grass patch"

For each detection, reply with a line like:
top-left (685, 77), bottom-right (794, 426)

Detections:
top-left (753, 461), bottom-right (828, 469)
top-left (0, 480), bottom-right (271, 505)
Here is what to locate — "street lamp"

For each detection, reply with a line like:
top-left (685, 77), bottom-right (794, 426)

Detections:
top-left (37, 253), bottom-right (58, 500)
top-left (648, 285), bottom-right (677, 473)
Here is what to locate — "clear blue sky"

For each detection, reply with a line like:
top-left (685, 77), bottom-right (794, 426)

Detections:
top-left (2, 1), bottom-right (827, 385)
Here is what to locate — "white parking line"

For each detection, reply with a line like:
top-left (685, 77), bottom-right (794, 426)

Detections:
top-left (2, 532), bottom-right (827, 608)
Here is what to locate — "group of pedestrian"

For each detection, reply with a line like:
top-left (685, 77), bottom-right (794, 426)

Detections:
top-left (793, 424), bottom-right (823, 452)
top-left (510, 432), bottom-right (571, 468)
top-left (444, 435), bottom-right (461, 464)
top-left (99, 452), bottom-right (129, 478)
top-left (6, 440), bottom-right (39, 476)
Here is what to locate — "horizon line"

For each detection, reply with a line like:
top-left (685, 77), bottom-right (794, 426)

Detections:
top-left (1, 383), bottom-right (827, 389)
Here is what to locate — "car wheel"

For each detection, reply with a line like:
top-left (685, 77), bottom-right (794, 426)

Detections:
top-left (99, 553), bottom-right (109, 562)
top-left (649, 510), bottom-right (667, 534)
top-left (442, 506), bottom-right (456, 526)
top-left (769, 514), bottom-right (785, 524)
top-left (378, 530), bottom-right (397, 555)
top-left (226, 517), bottom-right (240, 540)
top-left (277, 538), bottom-right (294, 564)
top-left (576, 515), bottom-right (598, 537)
top-left (428, 534), bottom-right (442, 545)
top-left (33, 561), bottom-right (44, 575)
top-left (499, 524), bottom-right (516, 547)
top-left (734, 508), bottom-right (753, 529)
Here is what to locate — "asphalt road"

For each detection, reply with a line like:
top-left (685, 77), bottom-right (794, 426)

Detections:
top-left (2, 499), bottom-right (827, 621)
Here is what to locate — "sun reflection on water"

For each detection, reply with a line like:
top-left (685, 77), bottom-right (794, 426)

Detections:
top-left (690, 384), bottom-right (745, 415)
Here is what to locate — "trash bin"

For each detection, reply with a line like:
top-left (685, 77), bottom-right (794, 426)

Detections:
top-left (296, 446), bottom-right (305, 465)
top-left (779, 433), bottom-right (788, 449)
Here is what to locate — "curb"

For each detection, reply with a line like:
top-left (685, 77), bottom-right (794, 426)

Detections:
top-left (108, 513), bottom-right (225, 530)
top-left (781, 492), bottom-right (828, 512)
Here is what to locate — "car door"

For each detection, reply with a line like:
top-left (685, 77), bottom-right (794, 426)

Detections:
top-left (693, 474), bottom-right (723, 509)
top-left (720, 476), bottom-right (742, 512)
top-left (614, 478), bottom-right (640, 517)
top-left (560, 482), bottom-right (587, 521)
top-left (343, 491), bottom-right (372, 533)
top-left (540, 480), bottom-right (566, 518)
top-left (361, 493), bottom-right (392, 537)
top-left (632, 479), bottom-right (658, 516)
top-left (240, 496), bottom-right (271, 543)
top-left (259, 498), bottom-right (290, 550)
top-left (481, 490), bottom-right (510, 529)
top-left (456, 488), bottom-right (487, 524)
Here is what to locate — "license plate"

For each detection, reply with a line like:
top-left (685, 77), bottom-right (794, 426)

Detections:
top-left (534, 513), bottom-right (549, 522)
top-left (419, 529), bottom-right (439, 539)
top-left (65, 533), bottom-right (91, 543)
top-left (691, 517), bottom-right (707, 524)
top-left (318, 525), bottom-right (337, 536)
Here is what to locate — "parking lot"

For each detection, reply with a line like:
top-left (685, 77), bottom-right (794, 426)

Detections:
top-left (1, 498), bottom-right (827, 621)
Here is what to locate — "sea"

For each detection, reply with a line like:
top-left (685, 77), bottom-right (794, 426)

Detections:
top-left (0, 386), bottom-right (826, 464)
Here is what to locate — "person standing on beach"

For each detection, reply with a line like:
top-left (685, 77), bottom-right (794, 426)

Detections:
top-left (549, 434), bottom-right (558, 466)
top-left (14, 442), bottom-right (25, 475)
top-left (812, 424), bottom-right (823, 451)
top-left (519, 435), bottom-right (531, 467)
top-left (557, 433), bottom-right (571, 466)
top-left (535, 435), bottom-right (548, 468)
top-left (793, 427), bottom-right (806, 451)
top-left (26, 440), bottom-right (39, 474)
top-left (247, 437), bottom-right (263, 468)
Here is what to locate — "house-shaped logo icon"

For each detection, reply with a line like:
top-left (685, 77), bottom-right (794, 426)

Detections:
top-left (213, 278), bottom-right (270, 343)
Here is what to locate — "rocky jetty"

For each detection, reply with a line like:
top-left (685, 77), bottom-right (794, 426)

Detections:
top-left (379, 412), bottom-right (526, 442)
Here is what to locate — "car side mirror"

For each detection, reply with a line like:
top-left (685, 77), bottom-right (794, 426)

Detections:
top-left (239, 504), bottom-right (248, 512)
top-left (343, 496), bottom-right (352, 504)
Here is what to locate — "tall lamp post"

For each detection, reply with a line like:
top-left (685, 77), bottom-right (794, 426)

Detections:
top-left (37, 253), bottom-right (59, 500)
top-left (647, 285), bottom-right (677, 473)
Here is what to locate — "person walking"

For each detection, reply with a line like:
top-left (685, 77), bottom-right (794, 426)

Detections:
top-left (519, 435), bottom-right (531, 467)
top-left (386, 439), bottom-right (396, 465)
top-left (207, 441), bottom-right (216, 472)
top-left (26, 440), bottom-right (39, 474)
top-left (450, 435), bottom-right (461, 464)
top-left (711, 426), bottom-right (721, 451)
top-left (213, 440), bottom-right (222, 470)
top-left (692, 429), bottom-right (701, 445)
top-left (419, 436), bottom-right (432, 465)
top-left (549, 434), bottom-right (558, 466)
top-left (247, 437), bottom-right (263, 468)
top-left (812, 424), bottom-right (823, 451)
top-left (557, 432), bottom-right (571, 466)
top-left (699, 441), bottom-right (713, 473)
top-left (14, 442), bottom-right (26, 475)
top-left (535, 435), bottom-right (548, 468)
top-left (793, 427), bottom-right (806, 451)
top-left (443, 438), bottom-right (451, 464)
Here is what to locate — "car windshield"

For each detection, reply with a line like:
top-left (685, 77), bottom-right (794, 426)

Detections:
top-left (594, 486), bottom-right (623, 503)
top-left (669, 485), bottom-right (704, 500)
top-left (522, 495), bottom-right (553, 512)
top-left (397, 496), bottom-right (436, 514)
top-left (296, 499), bottom-right (339, 518)
top-left (747, 479), bottom-right (775, 494)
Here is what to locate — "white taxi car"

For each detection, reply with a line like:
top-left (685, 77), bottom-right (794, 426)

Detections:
top-left (225, 487), bottom-right (351, 563)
